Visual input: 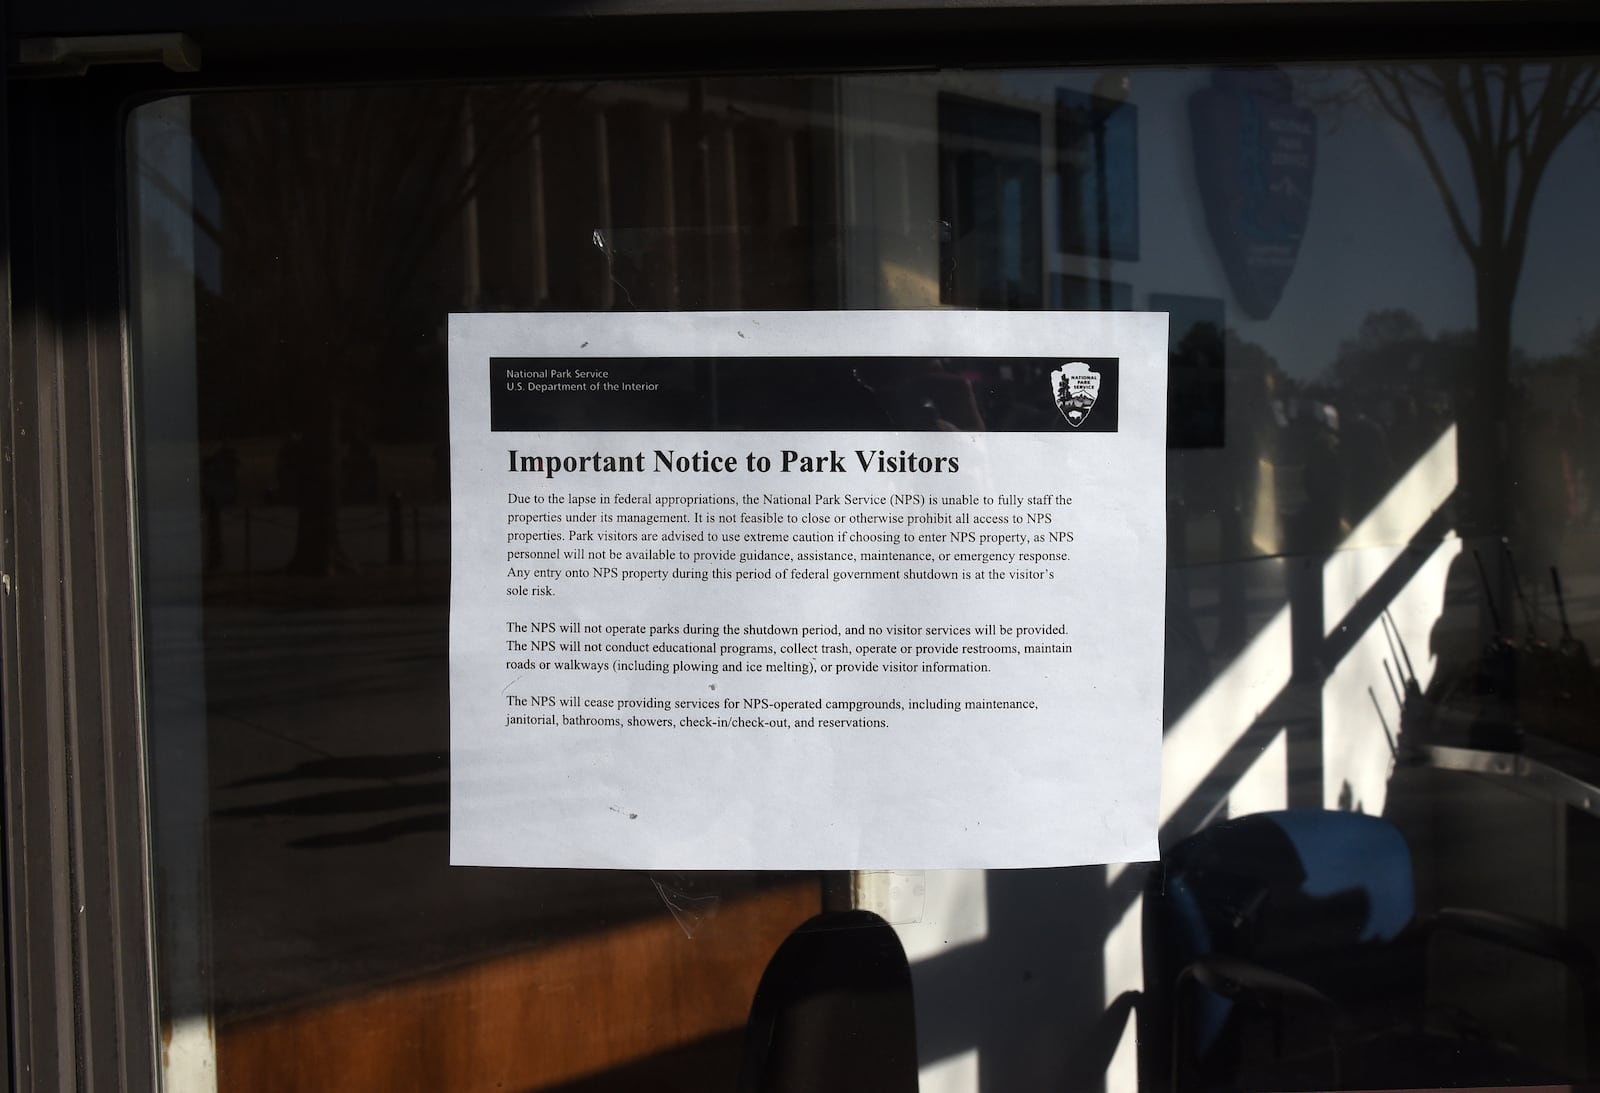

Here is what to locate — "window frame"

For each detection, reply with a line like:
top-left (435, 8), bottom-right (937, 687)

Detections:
top-left (5, 5), bottom-right (1600, 1090)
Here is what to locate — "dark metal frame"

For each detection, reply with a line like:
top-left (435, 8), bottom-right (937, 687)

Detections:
top-left (3, 68), bottom-right (160, 1093)
top-left (2, 3), bottom-right (1599, 1091)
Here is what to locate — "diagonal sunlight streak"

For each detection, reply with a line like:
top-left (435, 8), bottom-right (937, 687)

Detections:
top-left (1102, 425), bottom-right (1461, 1089)
top-left (1322, 536), bottom-right (1461, 814)
top-left (1325, 425), bottom-right (1458, 634)
top-left (915, 426), bottom-right (1462, 1093)
top-left (1159, 423), bottom-right (1458, 834)
top-left (1159, 607), bottom-right (1295, 826)
top-left (1229, 728), bottom-right (1290, 815)
top-left (1106, 599), bottom-right (1295, 891)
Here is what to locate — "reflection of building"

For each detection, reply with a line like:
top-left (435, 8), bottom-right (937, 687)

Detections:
top-left (12, 9), bottom-right (1600, 1093)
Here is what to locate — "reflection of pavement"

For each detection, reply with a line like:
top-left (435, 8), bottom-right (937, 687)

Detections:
top-left (192, 504), bottom-right (452, 577)
top-left (196, 599), bottom-right (786, 1020)
top-left (191, 527), bottom-right (1600, 1020)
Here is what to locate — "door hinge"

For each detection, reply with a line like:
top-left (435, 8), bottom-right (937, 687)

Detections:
top-left (14, 33), bottom-right (200, 78)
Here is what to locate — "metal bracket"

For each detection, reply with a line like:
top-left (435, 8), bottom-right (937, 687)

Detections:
top-left (14, 33), bottom-right (201, 77)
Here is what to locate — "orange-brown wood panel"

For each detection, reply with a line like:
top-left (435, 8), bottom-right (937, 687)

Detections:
top-left (217, 880), bottom-right (820, 1093)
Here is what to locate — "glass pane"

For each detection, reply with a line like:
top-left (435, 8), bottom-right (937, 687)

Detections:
top-left (130, 60), bottom-right (1600, 1092)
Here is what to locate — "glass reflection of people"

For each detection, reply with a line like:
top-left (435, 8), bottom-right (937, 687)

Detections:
top-left (1340, 405), bottom-right (1394, 527)
top-left (1287, 399), bottom-right (1343, 555)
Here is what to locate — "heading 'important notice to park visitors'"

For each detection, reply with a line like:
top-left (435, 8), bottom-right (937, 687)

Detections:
top-left (448, 310), bottom-right (1167, 870)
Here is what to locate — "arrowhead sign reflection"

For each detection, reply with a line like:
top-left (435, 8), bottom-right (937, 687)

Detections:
top-left (1190, 68), bottom-right (1317, 320)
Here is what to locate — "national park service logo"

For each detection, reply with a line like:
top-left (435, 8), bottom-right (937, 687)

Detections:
top-left (1051, 361), bottom-right (1100, 427)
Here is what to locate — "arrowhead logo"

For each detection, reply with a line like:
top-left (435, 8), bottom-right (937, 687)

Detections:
top-left (1051, 362), bottom-right (1100, 427)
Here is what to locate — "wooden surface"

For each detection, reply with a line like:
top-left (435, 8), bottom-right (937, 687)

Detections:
top-left (216, 879), bottom-right (820, 1093)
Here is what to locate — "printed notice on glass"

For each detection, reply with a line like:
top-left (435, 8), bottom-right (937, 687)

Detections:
top-left (449, 311), bottom-right (1167, 870)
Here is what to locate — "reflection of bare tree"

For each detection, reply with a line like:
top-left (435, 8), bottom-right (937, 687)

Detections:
top-left (176, 85), bottom-right (567, 575)
top-left (1351, 62), bottom-right (1600, 530)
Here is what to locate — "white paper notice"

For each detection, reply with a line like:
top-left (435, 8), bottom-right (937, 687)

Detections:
top-left (449, 311), bottom-right (1167, 870)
